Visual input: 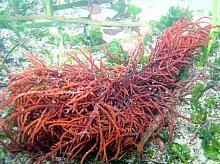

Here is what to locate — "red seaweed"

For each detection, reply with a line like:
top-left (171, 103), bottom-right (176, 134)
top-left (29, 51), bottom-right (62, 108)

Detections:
top-left (0, 15), bottom-right (211, 163)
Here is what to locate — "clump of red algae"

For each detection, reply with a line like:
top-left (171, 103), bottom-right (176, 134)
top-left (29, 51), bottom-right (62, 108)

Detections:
top-left (0, 15), bottom-right (211, 163)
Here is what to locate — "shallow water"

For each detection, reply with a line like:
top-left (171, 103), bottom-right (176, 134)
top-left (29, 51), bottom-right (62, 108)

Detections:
top-left (0, 0), bottom-right (220, 164)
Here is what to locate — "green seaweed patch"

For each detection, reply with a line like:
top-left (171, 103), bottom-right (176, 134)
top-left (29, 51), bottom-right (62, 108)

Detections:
top-left (199, 124), bottom-right (220, 161)
top-left (167, 143), bottom-right (191, 164)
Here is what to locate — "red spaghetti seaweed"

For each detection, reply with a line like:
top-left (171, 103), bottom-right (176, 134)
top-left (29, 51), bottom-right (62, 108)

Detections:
top-left (0, 16), bottom-right (211, 163)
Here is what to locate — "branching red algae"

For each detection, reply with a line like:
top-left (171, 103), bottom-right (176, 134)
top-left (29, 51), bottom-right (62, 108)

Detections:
top-left (0, 16), bottom-right (211, 163)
